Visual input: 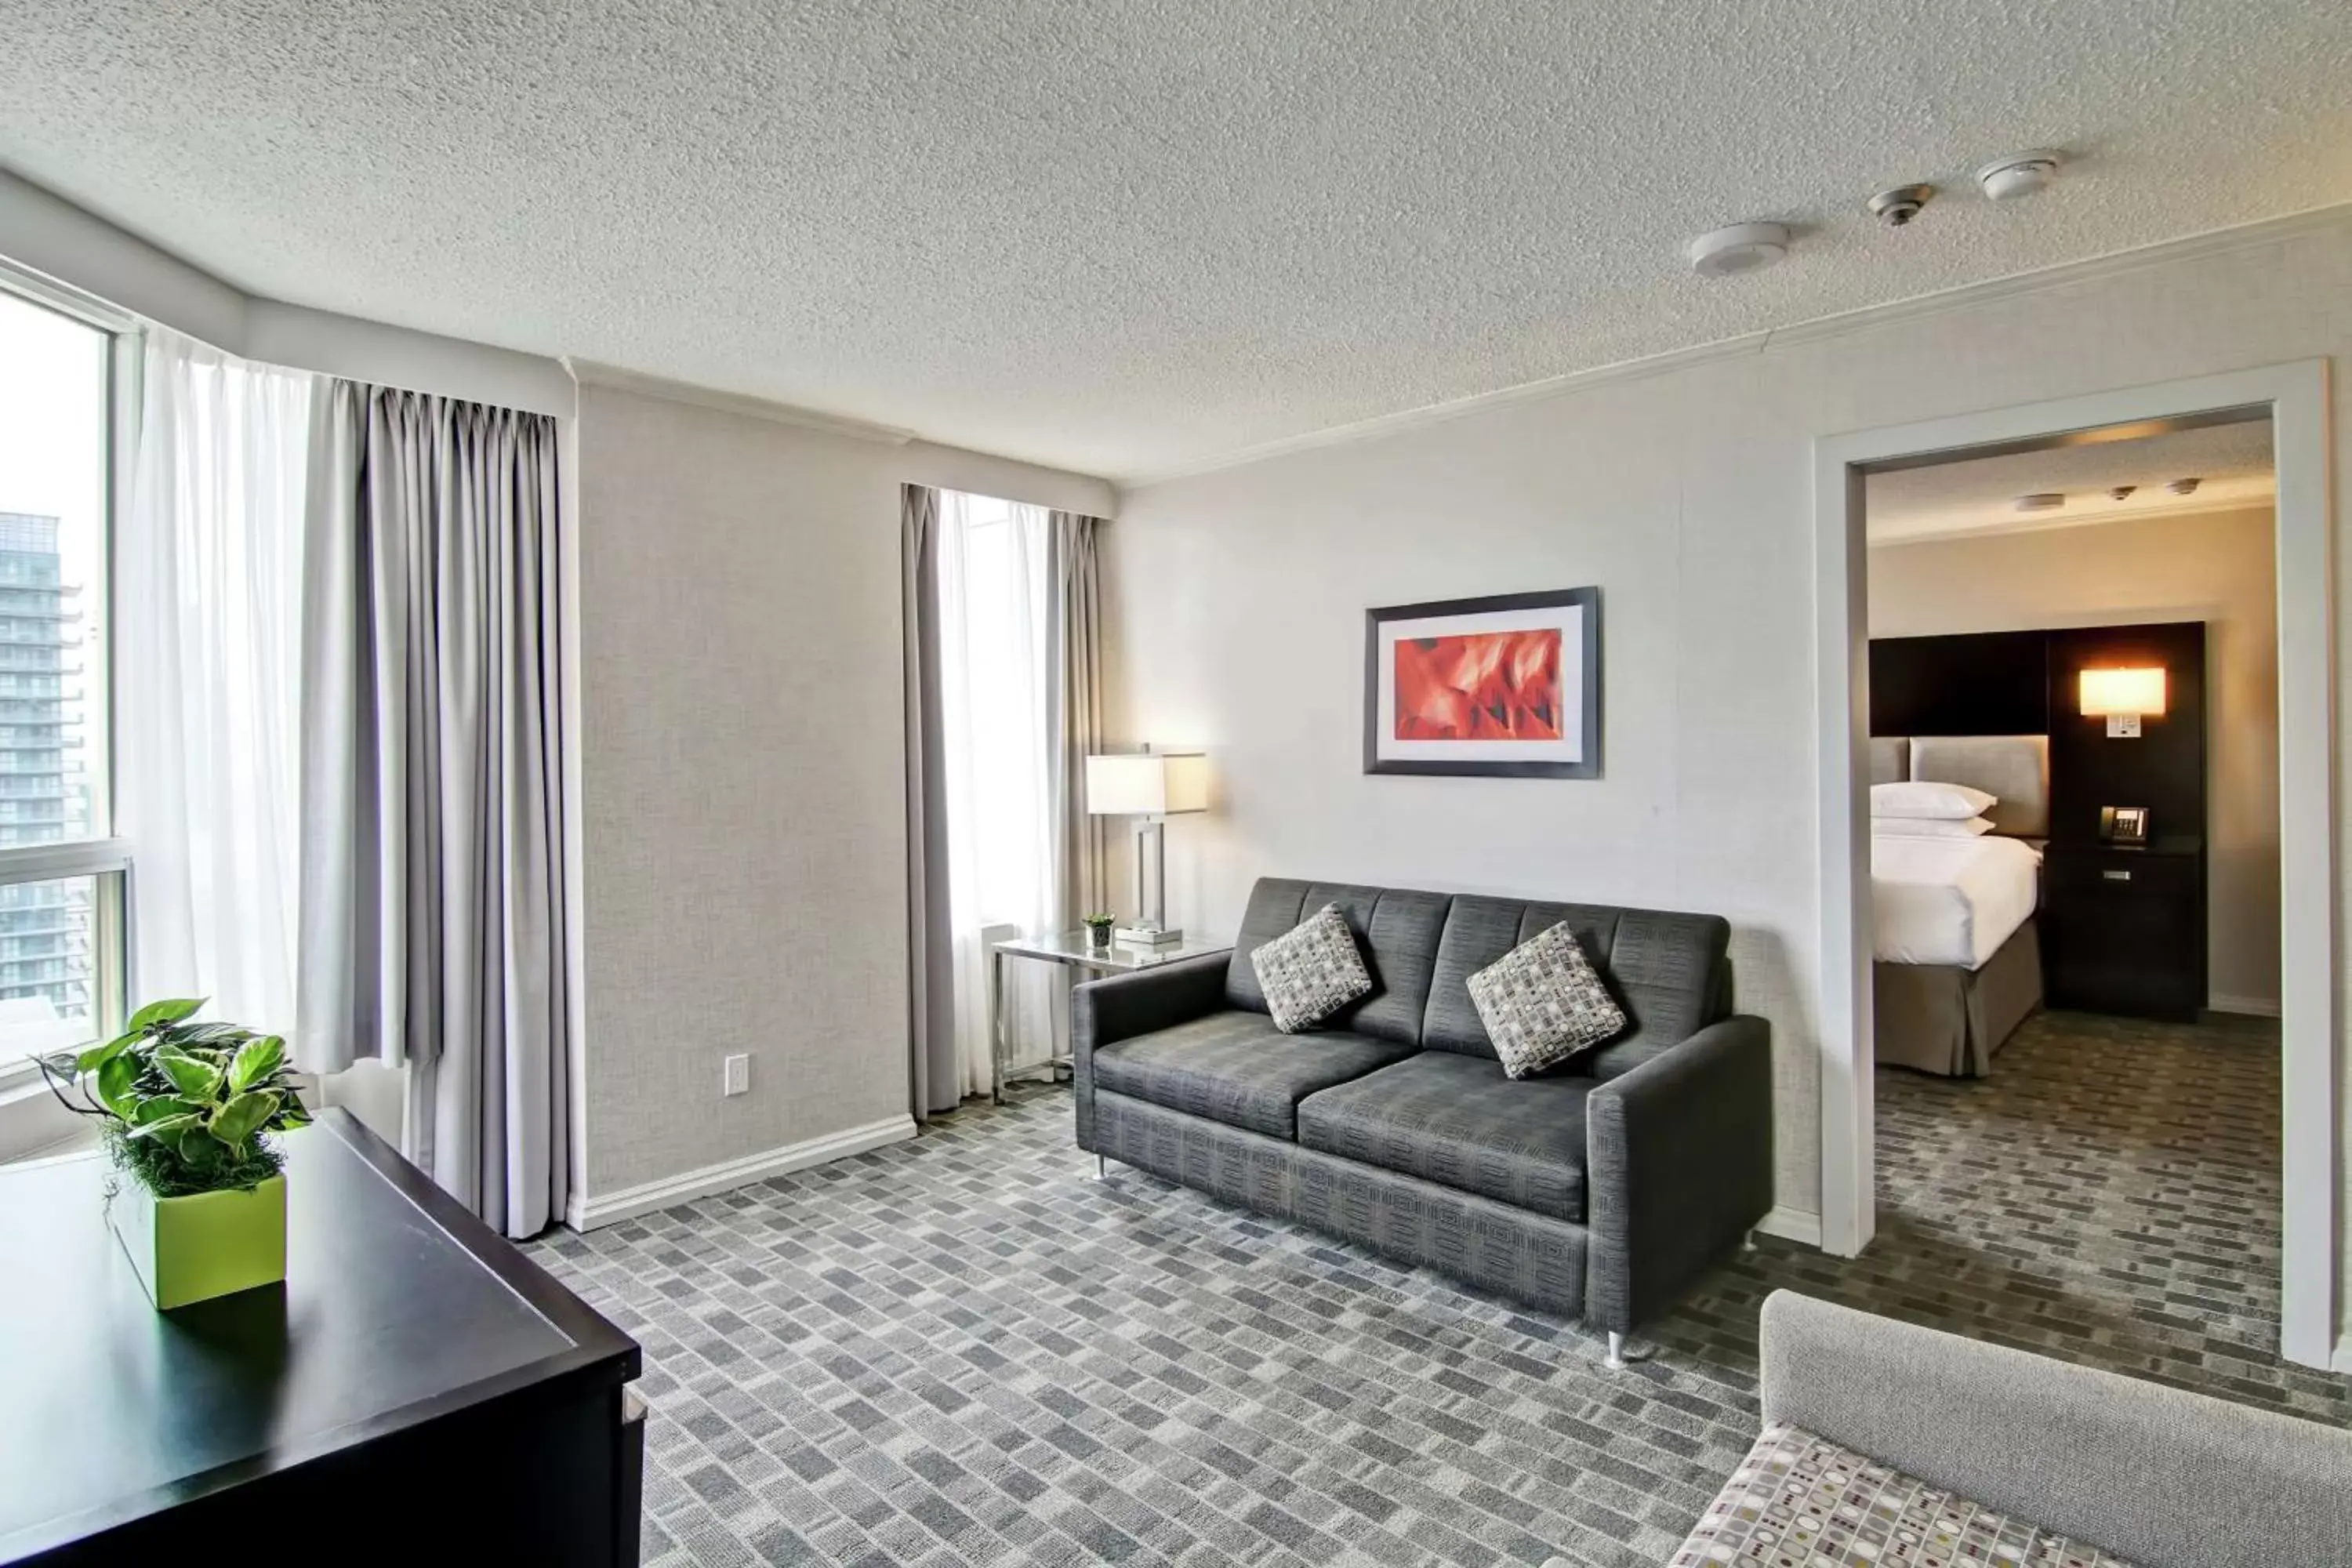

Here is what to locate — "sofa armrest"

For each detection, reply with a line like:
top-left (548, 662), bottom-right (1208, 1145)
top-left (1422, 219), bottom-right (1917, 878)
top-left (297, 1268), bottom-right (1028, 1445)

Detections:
top-left (1070, 953), bottom-right (1230, 1151)
top-left (1759, 1291), bottom-right (2352, 1568)
top-left (1582, 1013), bottom-right (1772, 1332)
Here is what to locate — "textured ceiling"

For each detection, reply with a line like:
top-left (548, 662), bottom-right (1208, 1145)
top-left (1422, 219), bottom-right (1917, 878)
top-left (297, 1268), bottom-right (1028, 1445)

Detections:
top-left (1867, 421), bottom-right (2274, 543)
top-left (1, 2), bottom-right (2348, 481)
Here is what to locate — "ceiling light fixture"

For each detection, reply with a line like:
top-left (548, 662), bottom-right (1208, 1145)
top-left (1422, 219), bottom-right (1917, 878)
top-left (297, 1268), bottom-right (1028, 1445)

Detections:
top-left (2167, 477), bottom-right (2201, 495)
top-left (1975, 150), bottom-right (2065, 201)
top-left (2015, 492), bottom-right (2066, 514)
top-left (2109, 485), bottom-right (2136, 501)
top-left (1687, 222), bottom-right (1790, 278)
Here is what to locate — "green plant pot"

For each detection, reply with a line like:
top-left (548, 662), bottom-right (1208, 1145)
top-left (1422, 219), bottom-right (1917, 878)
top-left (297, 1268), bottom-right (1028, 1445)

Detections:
top-left (109, 1173), bottom-right (286, 1309)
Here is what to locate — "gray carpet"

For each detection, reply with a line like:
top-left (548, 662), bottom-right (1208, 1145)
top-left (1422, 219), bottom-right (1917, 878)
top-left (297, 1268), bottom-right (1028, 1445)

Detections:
top-left (528, 1011), bottom-right (2347, 1568)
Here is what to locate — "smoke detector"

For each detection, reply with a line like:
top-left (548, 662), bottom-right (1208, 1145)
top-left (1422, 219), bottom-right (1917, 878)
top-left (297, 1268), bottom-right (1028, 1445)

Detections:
top-left (2167, 477), bottom-right (2201, 495)
top-left (1976, 151), bottom-right (2064, 201)
top-left (2014, 492), bottom-right (2066, 514)
top-left (1688, 222), bottom-right (1791, 278)
top-left (1867, 185), bottom-right (1936, 227)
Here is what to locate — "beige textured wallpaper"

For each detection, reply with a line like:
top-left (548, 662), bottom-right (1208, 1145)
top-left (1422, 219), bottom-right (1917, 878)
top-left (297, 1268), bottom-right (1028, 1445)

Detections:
top-left (1868, 506), bottom-right (2281, 1011)
top-left (572, 386), bottom-right (1112, 1200)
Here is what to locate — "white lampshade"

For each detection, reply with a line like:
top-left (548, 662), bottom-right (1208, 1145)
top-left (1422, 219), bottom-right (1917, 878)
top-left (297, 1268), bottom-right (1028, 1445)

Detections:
top-left (2079, 667), bottom-right (2167, 717)
top-left (1085, 752), bottom-right (1209, 816)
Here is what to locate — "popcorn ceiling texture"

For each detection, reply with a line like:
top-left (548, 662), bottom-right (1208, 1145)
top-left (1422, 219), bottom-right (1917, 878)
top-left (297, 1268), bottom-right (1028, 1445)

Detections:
top-left (1, 2), bottom-right (2348, 478)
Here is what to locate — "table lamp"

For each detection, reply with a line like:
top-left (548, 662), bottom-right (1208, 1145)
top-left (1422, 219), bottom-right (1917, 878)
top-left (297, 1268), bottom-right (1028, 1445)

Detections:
top-left (1084, 749), bottom-right (1209, 946)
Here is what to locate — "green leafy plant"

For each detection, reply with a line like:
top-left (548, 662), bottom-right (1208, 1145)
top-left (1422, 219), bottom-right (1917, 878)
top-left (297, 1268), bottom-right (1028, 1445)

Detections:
top-left (34, 998), bottom-right (310, 1198)
top-left (1081, 913), bottom-right (1116, 931)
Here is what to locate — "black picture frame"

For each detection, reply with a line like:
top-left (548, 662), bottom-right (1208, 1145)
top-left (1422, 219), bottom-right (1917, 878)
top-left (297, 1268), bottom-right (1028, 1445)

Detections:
top-left (1363, 586), bottom-right (1602, 778)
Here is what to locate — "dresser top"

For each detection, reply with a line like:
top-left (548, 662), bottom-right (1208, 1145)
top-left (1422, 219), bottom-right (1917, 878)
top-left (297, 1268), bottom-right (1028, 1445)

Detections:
top-left (0, 1109), bottom-right (636, 1559)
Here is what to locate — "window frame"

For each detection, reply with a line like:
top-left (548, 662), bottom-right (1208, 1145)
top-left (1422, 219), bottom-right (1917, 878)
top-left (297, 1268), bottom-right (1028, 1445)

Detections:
top-left (0, 260), bottom-right (136, 1090)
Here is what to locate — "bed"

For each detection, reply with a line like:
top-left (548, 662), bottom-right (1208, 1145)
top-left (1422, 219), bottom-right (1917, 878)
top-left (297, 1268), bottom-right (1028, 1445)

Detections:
top-left (1869, 734), bottom-right (2047, 1076)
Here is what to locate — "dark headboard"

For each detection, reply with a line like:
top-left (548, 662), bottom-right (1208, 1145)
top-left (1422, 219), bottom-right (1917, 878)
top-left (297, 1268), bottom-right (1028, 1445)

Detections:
top-left (1870, 622), bottom-right (2206, 846)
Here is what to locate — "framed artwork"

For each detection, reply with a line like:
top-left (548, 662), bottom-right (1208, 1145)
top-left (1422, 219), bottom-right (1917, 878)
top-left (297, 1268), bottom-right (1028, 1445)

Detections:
top-left (1364, 587), bottom-right (1601, 778)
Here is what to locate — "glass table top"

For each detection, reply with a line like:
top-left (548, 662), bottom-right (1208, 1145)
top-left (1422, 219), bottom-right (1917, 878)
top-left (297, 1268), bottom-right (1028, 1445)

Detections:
top-left (990, 930), bottom-right (1232, 971)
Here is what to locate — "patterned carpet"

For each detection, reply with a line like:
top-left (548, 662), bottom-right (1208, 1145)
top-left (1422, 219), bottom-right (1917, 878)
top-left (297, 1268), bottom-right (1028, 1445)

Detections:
top-left (528, 1011), bottom-right (2346, 1568)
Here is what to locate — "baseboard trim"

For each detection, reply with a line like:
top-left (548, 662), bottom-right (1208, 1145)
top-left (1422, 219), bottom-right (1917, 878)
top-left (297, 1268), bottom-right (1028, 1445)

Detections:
top-left (1755, 1204), bottom-right (1823, 1248)
top-left (2207, 993), bottom-right (2283, 1018)
top-left (2333, 1339), bottom-right (2352, 1375)
top-left (565, 1113), bottom-right (916, 1230)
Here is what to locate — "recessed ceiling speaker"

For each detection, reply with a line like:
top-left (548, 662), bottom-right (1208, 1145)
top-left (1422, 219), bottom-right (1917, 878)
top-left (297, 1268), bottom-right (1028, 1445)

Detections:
top-left (1867, 185), bottom-right (1935, 227)
top-left (1687, 222), bottom-right (1791, 277)
top-left (2167, 477), bottom-right (2201, 495)
top-left (2014, 492), bottom-right (2066, 514)
top-left (1976, 150), bottom-right (2064, 201)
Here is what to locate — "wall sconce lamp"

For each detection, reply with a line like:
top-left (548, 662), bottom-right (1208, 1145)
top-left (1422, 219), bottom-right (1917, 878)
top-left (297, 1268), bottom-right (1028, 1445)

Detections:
top-left (1083, 749), bottom-right (1210, 946)
top-left (2079, 666), bottom-right (2166, 739)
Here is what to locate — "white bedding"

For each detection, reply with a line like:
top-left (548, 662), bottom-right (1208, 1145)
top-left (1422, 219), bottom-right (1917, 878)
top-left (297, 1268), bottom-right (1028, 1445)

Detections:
top-left (1871, 832), bottom-right (2042, 969)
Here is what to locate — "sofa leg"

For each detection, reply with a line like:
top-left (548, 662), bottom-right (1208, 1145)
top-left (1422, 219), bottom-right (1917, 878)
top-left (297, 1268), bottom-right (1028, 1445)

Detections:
top-left (1605, 1332), bottom-right (1649, 1371)
top-left (1096, 1154), bottom-right (1108, 1181)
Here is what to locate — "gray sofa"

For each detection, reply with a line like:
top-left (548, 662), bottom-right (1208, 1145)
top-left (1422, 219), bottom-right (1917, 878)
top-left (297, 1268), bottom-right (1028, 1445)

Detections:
top-left (1650, 1291), bottom-right (2352, 1567)
top-left (1072, 877), bottom-right (1773, 1359)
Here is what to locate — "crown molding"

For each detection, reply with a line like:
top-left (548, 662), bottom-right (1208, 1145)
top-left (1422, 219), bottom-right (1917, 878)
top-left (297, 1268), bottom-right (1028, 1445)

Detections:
top-left (565, 357), bottom-right (916, 446)
top-left (1116, 201), bottom-right (2352, 492)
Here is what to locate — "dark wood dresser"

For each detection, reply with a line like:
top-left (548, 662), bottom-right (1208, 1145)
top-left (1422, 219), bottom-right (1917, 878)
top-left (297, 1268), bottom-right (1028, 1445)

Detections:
top-left (0, 1109), bottom-right (642, 1566)
top-left (2041, 833), bottom-right (2208, 1020)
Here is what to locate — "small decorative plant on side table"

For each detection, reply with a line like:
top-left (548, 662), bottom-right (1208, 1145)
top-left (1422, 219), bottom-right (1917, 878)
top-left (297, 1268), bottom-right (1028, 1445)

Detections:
top-left (35, 997), bottom-right (310, 1309)
top-left (1082, 913), bottom-right (1116, 952)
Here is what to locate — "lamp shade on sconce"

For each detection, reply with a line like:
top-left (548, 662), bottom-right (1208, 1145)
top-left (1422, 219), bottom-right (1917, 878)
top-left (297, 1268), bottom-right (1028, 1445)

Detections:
top-left (2078, 667), bottom-right (2167, 718)
top-left (1085, 752), bottom-right (1209, 816)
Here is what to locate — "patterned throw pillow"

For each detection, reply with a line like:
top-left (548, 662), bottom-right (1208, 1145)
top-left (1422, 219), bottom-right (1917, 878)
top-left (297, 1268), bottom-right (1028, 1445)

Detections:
top-left (1671, 1422), bottom-right (2140, 1567)
top-left (1250, 903), bottom-right (1374, 1033)
top-left (1465, 920), bottom-right (1627, 1078)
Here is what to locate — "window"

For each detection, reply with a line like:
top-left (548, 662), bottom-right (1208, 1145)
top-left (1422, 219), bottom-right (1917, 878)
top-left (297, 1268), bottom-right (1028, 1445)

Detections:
top-left (0, 281), bottom-right (125, 1078)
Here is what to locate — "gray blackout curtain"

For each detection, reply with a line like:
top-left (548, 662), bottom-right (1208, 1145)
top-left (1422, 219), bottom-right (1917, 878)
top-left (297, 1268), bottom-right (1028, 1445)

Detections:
top-left (1046, 511), bottom-right (1109, 933)
top-left (297, 381), bottom-right (570, 1238)
top-left (902, 485), bottom-right (957, 1120)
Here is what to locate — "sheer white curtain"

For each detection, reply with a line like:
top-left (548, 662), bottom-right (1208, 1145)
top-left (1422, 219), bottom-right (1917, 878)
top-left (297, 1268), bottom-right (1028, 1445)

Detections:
top-left (936, 489), bottom-right (1058, 1095)
top-left (118, 329), bottom-right (311, 1031)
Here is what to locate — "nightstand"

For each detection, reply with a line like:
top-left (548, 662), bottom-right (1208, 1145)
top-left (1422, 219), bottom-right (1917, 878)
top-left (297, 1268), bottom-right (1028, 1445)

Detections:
top-left (2040, 834), bottom-right (2205, 1020)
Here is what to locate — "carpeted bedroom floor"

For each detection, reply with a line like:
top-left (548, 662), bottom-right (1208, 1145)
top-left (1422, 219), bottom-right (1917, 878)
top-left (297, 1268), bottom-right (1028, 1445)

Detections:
top-left (530, 1011), bottom-right (2343, 1568)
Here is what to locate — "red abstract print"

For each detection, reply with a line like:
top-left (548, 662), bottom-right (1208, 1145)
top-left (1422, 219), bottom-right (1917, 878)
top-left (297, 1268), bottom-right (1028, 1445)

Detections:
top-left (1393, 630), bottom-right (1563, 741)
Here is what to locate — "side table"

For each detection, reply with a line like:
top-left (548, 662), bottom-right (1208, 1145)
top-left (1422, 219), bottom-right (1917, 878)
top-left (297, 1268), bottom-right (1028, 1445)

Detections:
top-left (989, 931), bottom-right (1232, 1102)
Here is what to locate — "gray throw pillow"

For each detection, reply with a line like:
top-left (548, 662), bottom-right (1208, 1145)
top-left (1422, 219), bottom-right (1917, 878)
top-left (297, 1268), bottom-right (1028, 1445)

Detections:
top-left (1466, 920), bottom-right (1628, 1078)
top-left (1250, 903), bottom-right (1374, 1033)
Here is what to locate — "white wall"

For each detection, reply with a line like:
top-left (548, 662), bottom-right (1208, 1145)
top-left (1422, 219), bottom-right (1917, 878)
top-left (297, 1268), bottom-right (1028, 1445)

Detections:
top-left (1106, 212), bottom-right (2352, 1341)
top-left (1868, 506), bottom-right (2281, 1011)
top-left (572, 383), bottom-right (1112, 1212)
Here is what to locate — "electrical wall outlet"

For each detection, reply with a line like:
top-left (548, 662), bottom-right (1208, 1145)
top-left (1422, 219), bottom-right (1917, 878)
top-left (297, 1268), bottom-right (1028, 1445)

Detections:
top-left (723, 1054), bottom-right (750, 1097)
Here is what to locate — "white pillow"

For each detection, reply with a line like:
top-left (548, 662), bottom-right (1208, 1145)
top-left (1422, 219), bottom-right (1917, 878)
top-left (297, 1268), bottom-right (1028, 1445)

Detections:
top-left (1872, 815), bottom-right (1995, 839)
top-left (1871, 780), bottom-right (1997, 821)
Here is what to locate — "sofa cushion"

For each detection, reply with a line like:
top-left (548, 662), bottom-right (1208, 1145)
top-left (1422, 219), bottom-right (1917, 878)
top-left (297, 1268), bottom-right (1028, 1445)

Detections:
top-left (1671, 1421), bottom-right (2139, 1568)
top-left (1225, 878), bottom-right (1451, 1045)
top-left (1250, 903), bottom-right (1374, 1033)
top-left (1423, 895), bottom-right (1730, 1078)
top-left (1093, 1010), bottom-right (1415, 1140)
top-left (1294, 1051), bottom-right (1594, 1223)
top-left (1467, 919), bottom-right (1628, 1078)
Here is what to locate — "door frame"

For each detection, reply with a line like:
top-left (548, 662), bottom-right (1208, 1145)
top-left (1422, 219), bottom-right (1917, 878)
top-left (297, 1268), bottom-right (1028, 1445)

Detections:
top-left (1810, 359), bottom-right (2339, 1369)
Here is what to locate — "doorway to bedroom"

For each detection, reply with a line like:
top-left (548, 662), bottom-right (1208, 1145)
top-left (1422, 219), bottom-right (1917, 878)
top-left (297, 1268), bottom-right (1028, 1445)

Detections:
top-left (1811, 363), bottom-right (2336, 1372)
top-left (1860, 418), bottom-right (2287, 1360)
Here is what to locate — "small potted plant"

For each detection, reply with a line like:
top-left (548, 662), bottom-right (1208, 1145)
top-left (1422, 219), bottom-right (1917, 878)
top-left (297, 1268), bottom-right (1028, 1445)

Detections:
top-left (35, 998), bottom-right (310, 1309)
top-left (1082, 913), bottom-right (1116, 952)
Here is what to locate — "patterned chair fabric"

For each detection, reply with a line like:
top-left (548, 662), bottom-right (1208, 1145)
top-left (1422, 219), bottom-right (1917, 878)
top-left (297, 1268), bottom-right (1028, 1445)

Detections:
top-left (1295, 1051), bottom-right (1595, 1222)
top-left (1091, 1010), bottom-right (1416, 1140)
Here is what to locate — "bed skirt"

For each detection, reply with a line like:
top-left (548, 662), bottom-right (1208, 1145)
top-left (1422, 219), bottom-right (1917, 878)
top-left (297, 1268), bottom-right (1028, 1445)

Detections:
top-left (1874, 917), bottom-right (2042, 1078)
